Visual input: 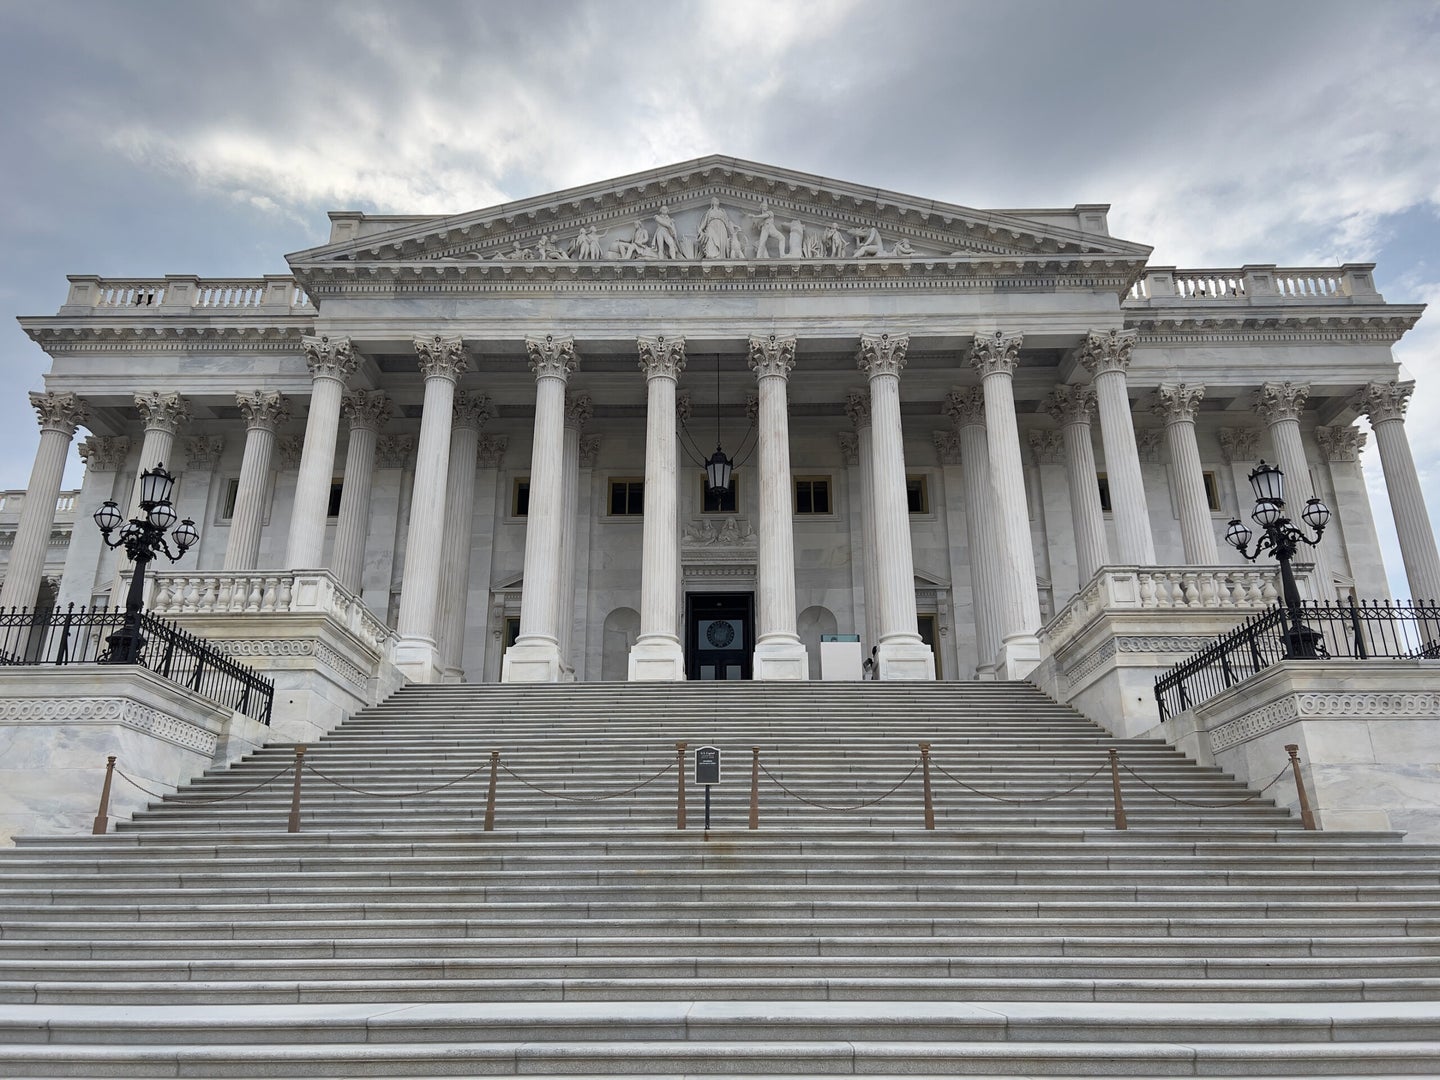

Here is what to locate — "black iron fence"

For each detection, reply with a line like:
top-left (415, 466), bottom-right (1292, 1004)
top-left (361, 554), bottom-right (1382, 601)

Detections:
top-left (1154, 599), bottom-right (1440, 721)
top-left (0, 604), bottom-right (273, 725)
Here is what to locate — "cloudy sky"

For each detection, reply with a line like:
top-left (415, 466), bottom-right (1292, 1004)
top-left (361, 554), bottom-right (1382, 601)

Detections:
top-left (2, 0), bottom-right (1438, 595)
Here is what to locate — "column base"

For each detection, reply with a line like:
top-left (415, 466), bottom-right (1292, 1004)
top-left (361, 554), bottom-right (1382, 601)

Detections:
top-left (996, 632), bottom-right (1042, 680)
top-left (973, 663), bottom-right (1000, 682)
top-left (394, 636), bottom-right (443, 685)
top-left (753, 634), bottom-right (810, 681)
top-left (877, 636), bottom-right (936, 681)
top-left (501, 636), bottom-right (563, 684)
top-left (628, 635), bottom-right (686, 681)
top-left (439, 667), bottom-right (466, 685)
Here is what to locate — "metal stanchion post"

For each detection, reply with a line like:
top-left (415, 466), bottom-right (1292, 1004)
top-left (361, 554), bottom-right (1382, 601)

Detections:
top-left (749, 746), bottom-right (759, 830)
top-left (1108, 748), bottom-right (1127, 830)
top-left (287, 746), bottom-right (306, 834)
top-left (919, 742), bottom-right (935, 830)
top-left (92, 755), bottom-right (116, 835)
top-left (1286, 744), bottom-right (1317, 830)
top-left (675, 741), bottom-right (687, 830)
top-left (484, 750), bottom-right (499, 832)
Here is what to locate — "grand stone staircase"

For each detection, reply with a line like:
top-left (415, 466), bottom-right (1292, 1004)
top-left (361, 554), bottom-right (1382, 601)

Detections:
top-left (1, 681), bottom-right (1438, 1077)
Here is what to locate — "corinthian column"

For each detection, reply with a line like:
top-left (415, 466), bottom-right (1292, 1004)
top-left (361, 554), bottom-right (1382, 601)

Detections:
top-left (969, 332), bottom-right (1041, 676)
top-left (224, 390), bottom-right (290, 571)
top-left (858, 332), bottom-right (934, 680)
top-left (0, 392), bottom-right (88, 609)
top-left (285, 335), bottom-right (357, 568)
top-left (558, 391), bottom-right (591, 680)
top-left (1043, 385), bottom-right (1108, 585)
top-left (1079, 329), bottom-right (1155, 565)
top-left (330, 390), bottom-right (391, 591)
top-left (504, 334), bottom-right (578, 683)
top-left (945, 387), bottom-right (1004, 675)
top-left (438, 391), bottom-right (493, 681)
top-left (1151, 382), bottom-right (1217, 564)
top-left (845, 390), bottom-right (881, 650)
top-left (749, 333), bottom-right (809, 679)
top-left (129, 391), bottom-right (189, 516)
top-left (1355, 380), bottom-right (1440, 602)
top-left (629, 335), bottom-right (688, 681)
top-left (395, 334), bottom-right (469, 683)
top-left (1253, 381), bottom-right (1334, 599)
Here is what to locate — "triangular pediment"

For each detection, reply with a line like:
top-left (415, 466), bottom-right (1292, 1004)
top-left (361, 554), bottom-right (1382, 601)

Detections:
top-left (287, 156), bottom-right (1151, 272)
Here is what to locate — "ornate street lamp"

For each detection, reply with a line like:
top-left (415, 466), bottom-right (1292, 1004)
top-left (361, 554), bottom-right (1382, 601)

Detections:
top-left (1225, 459), bottom-right (1331, 658)
top-left (93, 462), bottom-right (199, 663)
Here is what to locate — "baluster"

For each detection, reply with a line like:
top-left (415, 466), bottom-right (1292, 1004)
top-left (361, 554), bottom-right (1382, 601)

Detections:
top-left (215, 575), bottom-right (233, 611)
top-left (1181, 572), bottom-right (1200, 607)
top-left (276, 575), bottom-right (294, 611)
top-left (199, 576), bottom-right (218, 611)
top-left (245, 577), bottom-right (263, 612)
top-left (1138, 573), bottom-right (1156, 608)
top-left (261, 576), bottom-right (278, 611)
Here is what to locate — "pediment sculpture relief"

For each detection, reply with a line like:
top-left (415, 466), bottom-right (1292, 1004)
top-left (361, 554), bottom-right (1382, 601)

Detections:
top-left (683, 517), bottom-right (756, 546)
top-left (471, 198), bottom-right (936, 264)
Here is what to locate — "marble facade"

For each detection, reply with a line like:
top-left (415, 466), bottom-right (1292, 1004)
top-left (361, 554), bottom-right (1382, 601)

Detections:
top-left (6, 157), bottom-right (1433, 689)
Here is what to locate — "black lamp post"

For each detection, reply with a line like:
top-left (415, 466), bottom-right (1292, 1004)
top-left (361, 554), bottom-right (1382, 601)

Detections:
top-left (93, 462), bottom-right (199, 663)
top-left (1225, 460), bottom-right (1331, 659)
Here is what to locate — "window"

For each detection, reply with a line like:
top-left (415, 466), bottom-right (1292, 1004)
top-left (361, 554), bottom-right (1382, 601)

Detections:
top-left (794, 476), bottom-right (831, 515)
top-left (701, 475), bottom-right (739, 514)
top-left (220, 477), bottom-right (241, 520)
top-left (1097, 474), bottom-right (1112, 513)
top-left (327, 480), bottom-right (343, 518)
top-left (1203, 471), bottom-right (1221, 513)
top-left (906, 475), bottom-right (929, 514)
top-left (609, 479), bottom-right (644, 516)
top-left (511, 479), bottom-right (530, 517)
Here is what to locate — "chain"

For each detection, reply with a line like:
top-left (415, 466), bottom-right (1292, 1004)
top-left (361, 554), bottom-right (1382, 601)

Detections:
top-left (303, 758), bottom-right (494, 798)
top-left (499, 758), bottom-right (674, 802)
top-left (759, 759), bottom-right (918, 811)
top-left (114, 763), bottom-right (293, 804)
top-left (930, 758), bottom-right (1108, 804)
top-left (1118, 759), bottom-right (1292, 808)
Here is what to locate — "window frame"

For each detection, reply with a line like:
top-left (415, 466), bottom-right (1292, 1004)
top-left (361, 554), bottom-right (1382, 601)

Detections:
top-left (510, 477), bottom-right (531, 519)
top-left (607, 477), bottom-right (646, 518)
top-left (793, 475), bottom-right (834, 517)
top-left (699, 474), bottom-right (740, 515)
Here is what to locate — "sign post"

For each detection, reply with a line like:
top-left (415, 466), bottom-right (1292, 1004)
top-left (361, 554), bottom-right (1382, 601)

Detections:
top-left (695, 746), bottom-right (721, 829)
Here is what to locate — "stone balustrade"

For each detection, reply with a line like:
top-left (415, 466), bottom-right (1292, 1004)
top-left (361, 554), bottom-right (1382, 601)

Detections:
top-left (63, 275), bottom-right (313, 314)
top-left (1127, 264), bottom-right (1379, 303)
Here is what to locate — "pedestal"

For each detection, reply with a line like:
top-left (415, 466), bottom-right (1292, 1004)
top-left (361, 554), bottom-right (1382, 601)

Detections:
top-left (627, 636), bottom-right (686, 681)
top-left (753, 636), bottom-right (809, 680)
top-left (877, 638), bottom-right (936, 681)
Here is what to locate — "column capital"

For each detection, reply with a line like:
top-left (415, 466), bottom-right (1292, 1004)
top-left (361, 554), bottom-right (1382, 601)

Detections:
top-left (1151, 381), bottom-right (1206, 424)
top-left (943, 386), bottom-right (986, 428)
top-left (1078, 328), bottom-right (1137, 376)
top-left (184, 435), bottom-right (224, 471)
top-left (579, 434), bottom-right (603, 468)
top-left (453, 390), bottom-right (495, 432)
top-left (526, 333), bottom-right (579, 380)
top-left (838, 431), bottom-right (859, 465)
top-left (301, 334), bottom-right (358, 382)
top-left (237, 389), bottom-right (292, 432)
top-left (1252, 380), bottom-right (1310, 424)
top-left (134, 390), bottom-right (189, 435)
top-left (564, 391), bottom-right (593, 431)
top-left (637, 334), bottom-right (686, 380)
top-left (28, 390), bottom-right (88, 436)
top-left (1028, 429), bottom-right (1065, 464)
top-left (857, 332), bottom-right (909, 378)
top-left (1219, 426), bottom-right (1262, 464)
top-left (968, 330), bottom-right (1023, 378)
top-left (748, 333), bottom-right (797, 379)
top-left (1316, 424), bottom-right (1367, 461)
top-left (1354, 379), bottom-right (1414, 424)
top-left (341, 388), bottom-right (393, 433)
top-left (376, 433), bottom-right (416, 469)
top-left (1042, 384), bottom-right (1096, 426)
top-left (477, 433), bottom-right (509, 468)
top-left (77, 435), bottom-right (129, 472)
top-left (415, 334), bottom-right (470, 381)
top-left (844, 388), bottom-right (872, 430)
top-left (932, 430), bottom-right (963, 465)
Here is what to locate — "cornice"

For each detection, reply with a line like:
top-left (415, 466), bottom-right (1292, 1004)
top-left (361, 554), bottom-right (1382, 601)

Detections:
top-left (22, 321), bottom-right (313, 354)
top-left (1126, 305), bottom-right (1423, 345)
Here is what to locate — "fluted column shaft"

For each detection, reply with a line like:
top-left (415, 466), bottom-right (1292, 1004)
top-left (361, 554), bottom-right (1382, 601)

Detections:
top-left (396, 335), bottom-right (469, 682)
top-left (437, 393), bottom-right (491, 680)
top-left (558, 393), bottom-right (590, 678)
top-left (630, 336), bottom-right (688, 681)
top-left (1080, 330), bottom-right (1155, 565)
top-left (946, 389), bottom-right (1005, 672)
top-left (285, 335), bottom-right (357, 568)
top-left (1045, 386), bottom-right (1108, 584)
top-left (1153, 383), bottom-right (1217, 564)
top-left (1254, 381), bottom-right (1334, 599)
top-left (846, 394), bottom-right (881, 650)
top-left (1357, 381), bottom-right (1440, 602)
top-left (127, 392), bottom-right (189, 519)
top-left (331, 392), bottom-right (391, 592)
top-left (225, 391), bottom-right (290, 571)
top-left (1, 393), bottom-right (87, 609)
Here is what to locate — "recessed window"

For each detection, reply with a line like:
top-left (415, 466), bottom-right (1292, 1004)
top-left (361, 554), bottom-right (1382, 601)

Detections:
top-left (906, 475), bottom-right (929, 514)
top-left (1097, 474), bottom-right (1112, 514)
top-left (220, 477), bottom-right (241, 521)
top-left (1203, 471), bottom-right (1221, 513)
top-left (609, 479), bottom-right (645, 516)
top-left (327, 480), bottom-right (343, 518)
top-left (794, 476), bottom-right (831, 515)
top-left (701, 475), bottom-right (739, 514)
top-left (512, 479), bottom-right (530, 517)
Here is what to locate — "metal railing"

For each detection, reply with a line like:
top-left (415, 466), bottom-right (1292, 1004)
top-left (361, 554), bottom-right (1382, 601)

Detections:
top-left (1154, 599), bottom-right (1440, 721)
top-left (0, 604), bottom-right (274, 725)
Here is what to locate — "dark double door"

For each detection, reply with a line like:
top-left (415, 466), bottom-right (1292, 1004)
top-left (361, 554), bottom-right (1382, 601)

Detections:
top-left (685, 592), bottom-right (753, 680)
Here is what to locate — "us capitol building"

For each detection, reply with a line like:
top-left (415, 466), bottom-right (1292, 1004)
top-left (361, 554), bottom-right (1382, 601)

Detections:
top-left (4, 156), bottom-right (1432, 700)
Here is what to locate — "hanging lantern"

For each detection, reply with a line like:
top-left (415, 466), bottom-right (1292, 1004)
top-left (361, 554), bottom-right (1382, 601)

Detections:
top-left (705, 447), bottom-right (733, 496)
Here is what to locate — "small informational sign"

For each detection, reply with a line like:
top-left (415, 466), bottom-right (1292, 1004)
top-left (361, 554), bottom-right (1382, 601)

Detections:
top-left (695, 745), bottom-right (721, 786)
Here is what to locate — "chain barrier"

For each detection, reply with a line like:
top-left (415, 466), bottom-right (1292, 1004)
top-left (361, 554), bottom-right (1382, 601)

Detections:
top-left (930, 758), bottom-right (1109, 804)
top-left (758, 759), bottom-right (919, 811)
top-left (303, 758), bottom-right (495, 799)
top-left (499, 758), bottom-right (675, 802)
top-left (1118, 758), bottom-right (1292, 808)
top-left (114, 763), bottom-right (293, 805)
